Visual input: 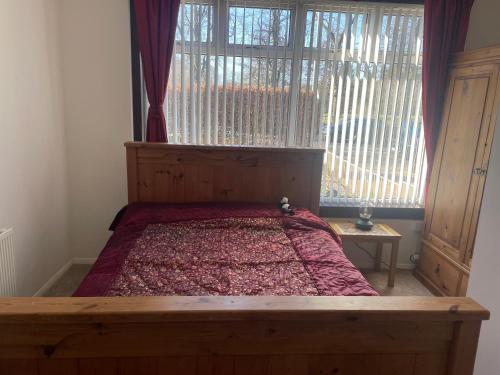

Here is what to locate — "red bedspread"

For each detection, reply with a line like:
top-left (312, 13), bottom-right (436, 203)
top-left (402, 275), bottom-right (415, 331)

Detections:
top-left (74, 203), bottom-right (377, 296)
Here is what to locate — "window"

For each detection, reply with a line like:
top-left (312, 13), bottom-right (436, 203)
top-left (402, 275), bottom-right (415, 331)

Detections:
top-left (138, 0), bottom-right (426, 208)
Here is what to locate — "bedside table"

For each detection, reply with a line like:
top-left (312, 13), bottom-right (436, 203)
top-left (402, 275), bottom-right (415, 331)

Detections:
top-left (327, 221), bottom-right (402, 287)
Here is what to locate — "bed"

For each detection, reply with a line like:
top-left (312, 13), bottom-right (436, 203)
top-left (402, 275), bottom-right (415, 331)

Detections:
top-left (0, 142), bottom-right (489, 375)
top-left (74, 202), bottom-right (377, 297)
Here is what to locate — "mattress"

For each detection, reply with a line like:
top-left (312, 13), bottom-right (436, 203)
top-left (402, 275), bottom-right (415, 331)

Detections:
top-left (74, 203), bottom-right (377, 296)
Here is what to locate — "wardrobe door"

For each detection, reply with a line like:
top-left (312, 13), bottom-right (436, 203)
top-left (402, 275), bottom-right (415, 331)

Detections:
top-left (424, 64), bottom-right (499, 263)
top-left (463, 72), bottom-right (500, 268)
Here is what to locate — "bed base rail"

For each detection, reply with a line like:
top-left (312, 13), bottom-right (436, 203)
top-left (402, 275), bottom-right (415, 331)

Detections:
top-left (0, 296), bottom-right (489, 375)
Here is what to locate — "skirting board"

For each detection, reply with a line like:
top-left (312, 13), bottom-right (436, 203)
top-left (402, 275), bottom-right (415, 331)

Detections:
top-left (32, 258), bottom-right (97, 296)
top-left (72, 257), bottom-right (97, 265)
top-left (33, 260), bottom-right (73, 297)
top-left (375, 263), bottom-right (415, 271)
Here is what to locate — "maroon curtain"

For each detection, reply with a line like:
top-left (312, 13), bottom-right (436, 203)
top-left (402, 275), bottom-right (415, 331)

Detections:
top-left (422, 0), bottom-right (474, 174)
top-left (134, 0), bottom-right (180, 142)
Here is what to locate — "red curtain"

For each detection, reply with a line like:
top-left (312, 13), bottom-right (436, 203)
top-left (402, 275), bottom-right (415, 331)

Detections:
top-left (422, 0), bottom-right (474, 173)
top-left (134, 0), bottom-right (180, 142)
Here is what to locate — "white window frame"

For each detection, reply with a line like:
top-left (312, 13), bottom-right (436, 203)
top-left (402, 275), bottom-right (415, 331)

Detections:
top-left (142, 0), bottom-right (426, 208)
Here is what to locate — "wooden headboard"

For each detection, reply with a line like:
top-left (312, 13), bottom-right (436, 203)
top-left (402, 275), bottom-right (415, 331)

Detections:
top-left (125, 142), bottom-right (324, 214)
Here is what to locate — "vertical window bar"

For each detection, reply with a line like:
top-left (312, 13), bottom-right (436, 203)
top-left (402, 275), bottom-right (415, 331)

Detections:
top-left (267, 4), bottom-right (279, 146)
top-left (205, 5), bottom-right (212, 144)
top-left (171, 43), bottom-right (178, 143)
top-left (238, 7), bottom-right (246, 145)
top-left (373, 10), bottom-right (402, 205)
top-left (351, 7), bottom-right (371, 200)
top-left (366, 9), bottom-right (393, 205)
top-left (287, 1), bottom-right (305, 146)
top-left (213, 0), bottom-right (220, 144)
top-left (317, 9), bottom-right (334, 156)
top-left (380, 13), bottom-right (410, 204)
top-left (359, 7), bottom-right (382, 203)
top-left (221, 0), bottom-right (228, 144)
top-left (247, 9), bottom-right (256, 145)
top-left (179, 1), bottom-right (186, 144)
top-left (317, 10), bottom-right (335, 150)
top-left (404, 84), bottom-right (422, 203)
top-left (189, 1), bottom-right (195, 143)
top-left (390, 14), bottom-right (420, 205)
top-left (338, 6), bottom-right (355, 204)
top-left (401, 15), bottom-right (423, 204)
top-left (253, 10), bottom-right (263, 144)
top-left (309, 8), bottom-right (324, 148)
top-left (328, 10), bottom-right (346, 203)
top-left (277, 0), bottom-right (291, 147)
top-left (261, 7), bottom-right (272, 146)
top-left (344, 10), bottom-right (362, 203)
top-left (320, 9), bottom-right (336, 196)
top-left (196, 3), bottom-right (203, 144)
top-left (388, 11), bottom-right (414, 202)
top-left (230, 2), bottom-right (238, 144)
top-left (301, 5), bottom-right (317, 147)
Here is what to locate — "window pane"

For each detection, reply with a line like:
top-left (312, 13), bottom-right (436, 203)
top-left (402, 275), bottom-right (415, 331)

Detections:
top-left (301, 5), bottom-right (426, 207)
top-left (228, 6), bottom-right (291, 46)
top-left (152, 0), bottom-right (426, 208)
top-left (175, 2), bottom-right (213, 43)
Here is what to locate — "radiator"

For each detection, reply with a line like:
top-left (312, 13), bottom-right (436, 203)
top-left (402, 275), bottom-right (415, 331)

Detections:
top-left (0, 228), bottom-right (17, 296)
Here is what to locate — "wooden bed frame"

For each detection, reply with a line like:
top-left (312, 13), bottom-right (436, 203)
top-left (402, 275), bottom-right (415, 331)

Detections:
top-left (0, 142), bottom-right (489, 375)
top-left (125, 142), bottom-right (324, 213)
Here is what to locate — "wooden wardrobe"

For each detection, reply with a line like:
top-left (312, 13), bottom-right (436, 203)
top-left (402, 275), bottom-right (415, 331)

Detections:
top-left (415, 46), bottom-right (500, 296)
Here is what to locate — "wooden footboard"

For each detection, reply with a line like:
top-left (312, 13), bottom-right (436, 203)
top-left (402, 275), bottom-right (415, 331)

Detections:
top-left (0, 296), bottom-right (488, 374)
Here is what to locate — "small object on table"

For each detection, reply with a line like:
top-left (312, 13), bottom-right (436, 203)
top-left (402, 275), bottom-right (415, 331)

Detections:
top-left (356, 202), bottom-right (374, 230)
top-left (327, 220), bottom-right (402, 287)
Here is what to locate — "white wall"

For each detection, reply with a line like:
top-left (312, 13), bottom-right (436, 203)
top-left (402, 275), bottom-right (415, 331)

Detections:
top-left (59, 0), bottom-right (133, 260)
top-left (0, 0), bottom-right (70, 296)
top-left (468, 108), bottom-right (500, 375)
top-left (466, 0), bottom-right (500, 50)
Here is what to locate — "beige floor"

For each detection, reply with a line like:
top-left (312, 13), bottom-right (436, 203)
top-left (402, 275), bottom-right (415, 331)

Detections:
top-left (361, 269), bottom-right (432, 296)
top-left (43, 264), bottom-right (432, 297)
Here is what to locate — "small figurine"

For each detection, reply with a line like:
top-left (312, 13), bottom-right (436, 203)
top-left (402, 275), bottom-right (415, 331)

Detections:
top-left (279, 197), bottom-right (295, 215)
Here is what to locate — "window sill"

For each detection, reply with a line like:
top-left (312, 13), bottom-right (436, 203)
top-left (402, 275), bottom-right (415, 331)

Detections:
top-left (319, 206), bottom-right (425, 220)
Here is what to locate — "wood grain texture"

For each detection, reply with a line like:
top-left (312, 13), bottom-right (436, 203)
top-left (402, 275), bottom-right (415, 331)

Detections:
top-left (414, 353), bottom-right (448, 375)
top-left (420, 46), bottom-right (500, 297)
top-left (125, 142), bottom-right (324, 214)
top-left (446, 321), bottom-right (482, 375)
top-left (78, 358), bottom-right (119, 375)
top-left (0, 320), bottom-right (454, 359)
top-left (0, 296), bottom-right (488, 373)
top-left (417, 243), bottom-right (460, 296)
top-left (427, 72), bottom-right (490, 252)
top-left (0, 360), bottom-right (37, 375)
top-left (453, 44), bottom-right (500, 67)
top-left (126, 146), bottom-right (138, 203)
top-left (327, 221), bottom-right (402, 286)
top-left (328, 221), bottom-right (402, 241)
top-left (0, 296), bottom-right (489, 322)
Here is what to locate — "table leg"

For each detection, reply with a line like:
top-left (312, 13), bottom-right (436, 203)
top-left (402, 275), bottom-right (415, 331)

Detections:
top-left (375, 242), bottom-right (383, 272)
top-left (388, 239), bottom-right (399, 287)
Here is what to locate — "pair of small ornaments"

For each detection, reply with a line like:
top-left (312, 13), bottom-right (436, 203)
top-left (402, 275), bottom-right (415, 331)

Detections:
top-left (279, 197), bottom-right (295, 215)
